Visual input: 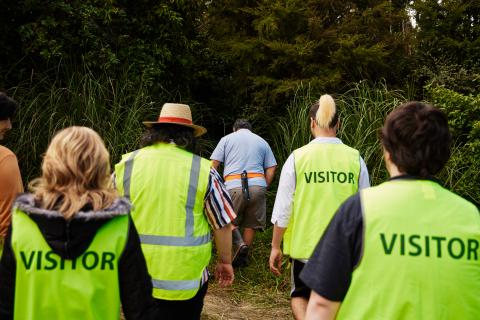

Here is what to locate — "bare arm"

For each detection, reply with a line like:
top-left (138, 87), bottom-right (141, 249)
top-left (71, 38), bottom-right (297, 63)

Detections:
top-left (0, 154), bottom-right (23, 238)
top-left (305, 291), bottom-right (341, 320)
top-left (211, 160), bottom-right (221, 170)
top-left (213, 223), bottom-right (234, 286)
top-left (264, 165), bottom-right (277, 187)
top-left (269, 223), bottom-right (286, 276)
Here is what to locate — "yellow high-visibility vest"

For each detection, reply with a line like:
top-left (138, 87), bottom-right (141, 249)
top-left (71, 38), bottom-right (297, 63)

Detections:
top-left (12, 209), bottom-right (128, 320)
top-left (337, 179), bottom-right (480, 319)
top-left (284, 143), bottom-right (360, 260)
top-left (115, 143), bottom-right (211, 300)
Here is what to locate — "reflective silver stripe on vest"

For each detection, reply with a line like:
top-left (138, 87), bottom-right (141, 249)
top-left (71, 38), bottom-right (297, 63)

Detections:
top-left (139, 233), bottom-right (211, 246)
top-left (152, 279), bottom-right (200, 291)
top-left (123, 150), bottom-right (140, 199)
top-left (123, 151), bottom-right (211, 247)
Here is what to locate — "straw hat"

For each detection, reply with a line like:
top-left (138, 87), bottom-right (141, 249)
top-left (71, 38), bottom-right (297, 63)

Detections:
top-left (143, 103), bottom-right (207, 137)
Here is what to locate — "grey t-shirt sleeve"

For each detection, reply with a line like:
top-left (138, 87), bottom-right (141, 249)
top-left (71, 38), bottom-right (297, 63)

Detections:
top-left (299, 193), bottom-right (364, 301)
top-left (210, 138), bottom-right (226, 162)
top-left (263, 142), bottom-right (277, 168)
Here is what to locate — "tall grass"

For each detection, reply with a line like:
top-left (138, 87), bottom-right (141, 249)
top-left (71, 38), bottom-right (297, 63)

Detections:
top-left (6, 64), bottom-right (161, 182)
top-left (337, 82), bottom-right (408, 185)
top-left (270, 81), bottom-right (408, 186)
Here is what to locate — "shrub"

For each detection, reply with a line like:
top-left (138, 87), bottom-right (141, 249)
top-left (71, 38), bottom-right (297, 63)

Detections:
top-left (426, 85), bottom-right (480, 206)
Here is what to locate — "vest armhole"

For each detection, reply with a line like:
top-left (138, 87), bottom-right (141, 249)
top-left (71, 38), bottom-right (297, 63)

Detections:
top-left (353, 191), bottom-right (366, 271)
top-left (293, 153), bottom-right (297, 188)
top-left (357, 152), bottom-right (361, 188)
top-left (118, 215), bottom-right (131, 262)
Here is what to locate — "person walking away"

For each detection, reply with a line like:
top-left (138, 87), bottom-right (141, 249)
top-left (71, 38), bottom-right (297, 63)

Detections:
top-left (211, 119), bottom-right (277, 267)
top-left (0, 126), bottom-right (157, 319)
top-left (301, 102), bottom-right (480, 320)
top-left (0, 93), bottom-right (23, 257)
top-left (269, 95), bottom-right (370, 320)
top-left (115, 103), bottom-right (235, 320)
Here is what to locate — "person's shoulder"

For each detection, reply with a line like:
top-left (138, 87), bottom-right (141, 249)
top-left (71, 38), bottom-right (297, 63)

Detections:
top-left (439, 186), bottom-right (479, 214)
top-left (338, 142), bottom-right (360, 154)
top-left (223, 131), bottom-right (238, 139)
top-left (249, 132), bottom-right (271, 147)
top-left (293, 142), bottom-right (316, 154)
top-left (0, 145), bottom-right (17, 164)
top-left (0, 145), bottom-right (15, 157)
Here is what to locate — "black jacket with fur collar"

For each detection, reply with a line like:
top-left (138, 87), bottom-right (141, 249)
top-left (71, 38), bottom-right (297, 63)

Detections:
top-left (0, 194), bottom-right (156, 320)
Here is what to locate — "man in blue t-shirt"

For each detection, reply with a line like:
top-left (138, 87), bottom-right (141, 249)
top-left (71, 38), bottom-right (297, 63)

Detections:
top-left (211, 119), bottom-right (277, 267)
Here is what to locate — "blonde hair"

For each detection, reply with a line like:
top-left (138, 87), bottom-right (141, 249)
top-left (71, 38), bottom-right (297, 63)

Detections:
top-left (315, 94), bottom-right (337, 128)
top-left (30, 126), bottom-right (117, 219)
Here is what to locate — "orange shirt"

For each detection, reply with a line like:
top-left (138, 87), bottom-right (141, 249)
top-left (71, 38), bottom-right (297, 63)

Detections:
top-left (0, 145), bottom-right (23, 238)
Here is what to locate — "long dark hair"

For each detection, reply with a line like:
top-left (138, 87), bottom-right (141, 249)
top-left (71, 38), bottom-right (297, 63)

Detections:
top-left (141, 124), bottom-right (196, 153)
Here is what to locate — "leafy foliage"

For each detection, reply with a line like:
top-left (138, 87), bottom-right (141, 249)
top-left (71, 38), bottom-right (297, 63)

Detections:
top-left (426, 85), bottom-right (480, 205)
top-left (204, 0), bottom-right (412, 114)
top-left (412, 0), bottom-right (480, 68)
top-left (411, 0), bottom-right (480, 95)
top-left (1, 0), bottom-right (206, 94)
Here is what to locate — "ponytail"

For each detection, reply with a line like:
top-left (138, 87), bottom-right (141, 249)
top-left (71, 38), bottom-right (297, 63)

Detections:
top-left (309, 94), bottom-right (338, 129)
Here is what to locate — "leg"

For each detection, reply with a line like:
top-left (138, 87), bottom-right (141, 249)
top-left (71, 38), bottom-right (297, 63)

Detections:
top-left (242, 227), bottom-right (256, 246)
top-left (290, 259), bottom-right (311, 320)
top-left (154, 282), bottom-right (208, 320)
top-left (229, 188), bottom-right (246, 247)
top-left (242, 186), bottom-right (267, 247)
top-left (291, 297), bottom-right (308, 320)
top-left (229, 188), bottom-right (249, 267)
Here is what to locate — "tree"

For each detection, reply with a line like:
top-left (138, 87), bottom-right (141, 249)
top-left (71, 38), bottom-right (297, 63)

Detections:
top-left (204, 0), bottom-right (412, 120)
top-left (411, 0), bottom-right (480, 94)
top-left (0, 0), bottom-right (207, 95)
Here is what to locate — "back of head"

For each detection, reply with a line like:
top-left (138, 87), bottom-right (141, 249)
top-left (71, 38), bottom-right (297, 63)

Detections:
top-left (380, 102), bottom-right (451, 178)
top-left (0, 92), bottom-right (18, 120)
top-left (141, 123), bottom-right (196, 153)
top-left (309, 95), bottom-right (338, 129)
top-left (233, 119), bottom-right (252, 131)
top-left (30, 126), bottom-right (116, 219)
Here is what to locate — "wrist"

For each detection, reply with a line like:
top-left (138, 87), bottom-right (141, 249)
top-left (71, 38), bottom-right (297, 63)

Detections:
top-left (271, 243), bottom-right (281, 250)
top-left (218, 256), bottom-right (232, 264)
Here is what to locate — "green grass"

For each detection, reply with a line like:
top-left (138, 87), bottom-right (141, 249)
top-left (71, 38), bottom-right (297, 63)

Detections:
top-left (270, 81), bottom-right (409, 186)
top-left (208, 227), bottom-right (291, 313)
top-left (6, 64), bottom-right (163, 182)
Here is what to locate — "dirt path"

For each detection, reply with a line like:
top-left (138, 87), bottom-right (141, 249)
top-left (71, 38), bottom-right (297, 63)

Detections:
top-left (201, 287), bottom-right (291, 320)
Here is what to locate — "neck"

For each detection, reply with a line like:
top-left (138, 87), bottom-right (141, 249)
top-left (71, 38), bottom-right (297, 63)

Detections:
top-left (386, 161), bottom-right (404, 178)
top-left (312, 128), bottom-right (336, 138)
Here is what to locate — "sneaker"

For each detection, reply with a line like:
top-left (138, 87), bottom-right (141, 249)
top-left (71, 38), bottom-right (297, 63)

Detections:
top-left (232, 245), bottom-right (249, 268)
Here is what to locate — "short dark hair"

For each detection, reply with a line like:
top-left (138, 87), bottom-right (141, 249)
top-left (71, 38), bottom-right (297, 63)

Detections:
top-left (141, 124), bottom-right (196, 153)
top-left (233, 119), bottom-right (252, 131)
top-left (309, 101), bottom-right (339, 128)
top-left (0, 92), bottom-right (18, 120)
top-left (380, 101), bottom-right (451, 177)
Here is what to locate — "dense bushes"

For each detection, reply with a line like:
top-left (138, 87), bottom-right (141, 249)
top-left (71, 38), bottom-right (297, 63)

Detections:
top-left (270, 82), bottom-right (479, 206)
top-left (427, 86), bottom-right (480, 205)
top-left (0, 0), bottom-right (206, 95)
top-left (0, 0), bottom-right (478, 206)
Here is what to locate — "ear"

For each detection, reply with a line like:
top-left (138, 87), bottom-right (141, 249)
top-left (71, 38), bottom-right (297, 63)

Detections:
top-left (383, 147), bottom-right (391, 162)
top-left (310, 117), bottom-right (316, 130)
top-left (335, 117), bottom-right (340, 130)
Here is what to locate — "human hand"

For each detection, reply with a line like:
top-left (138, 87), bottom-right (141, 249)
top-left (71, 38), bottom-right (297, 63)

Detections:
top-left (269, 247), bottom-right (283, 276)
top-left (215, 262), bottom-right (234, 287)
